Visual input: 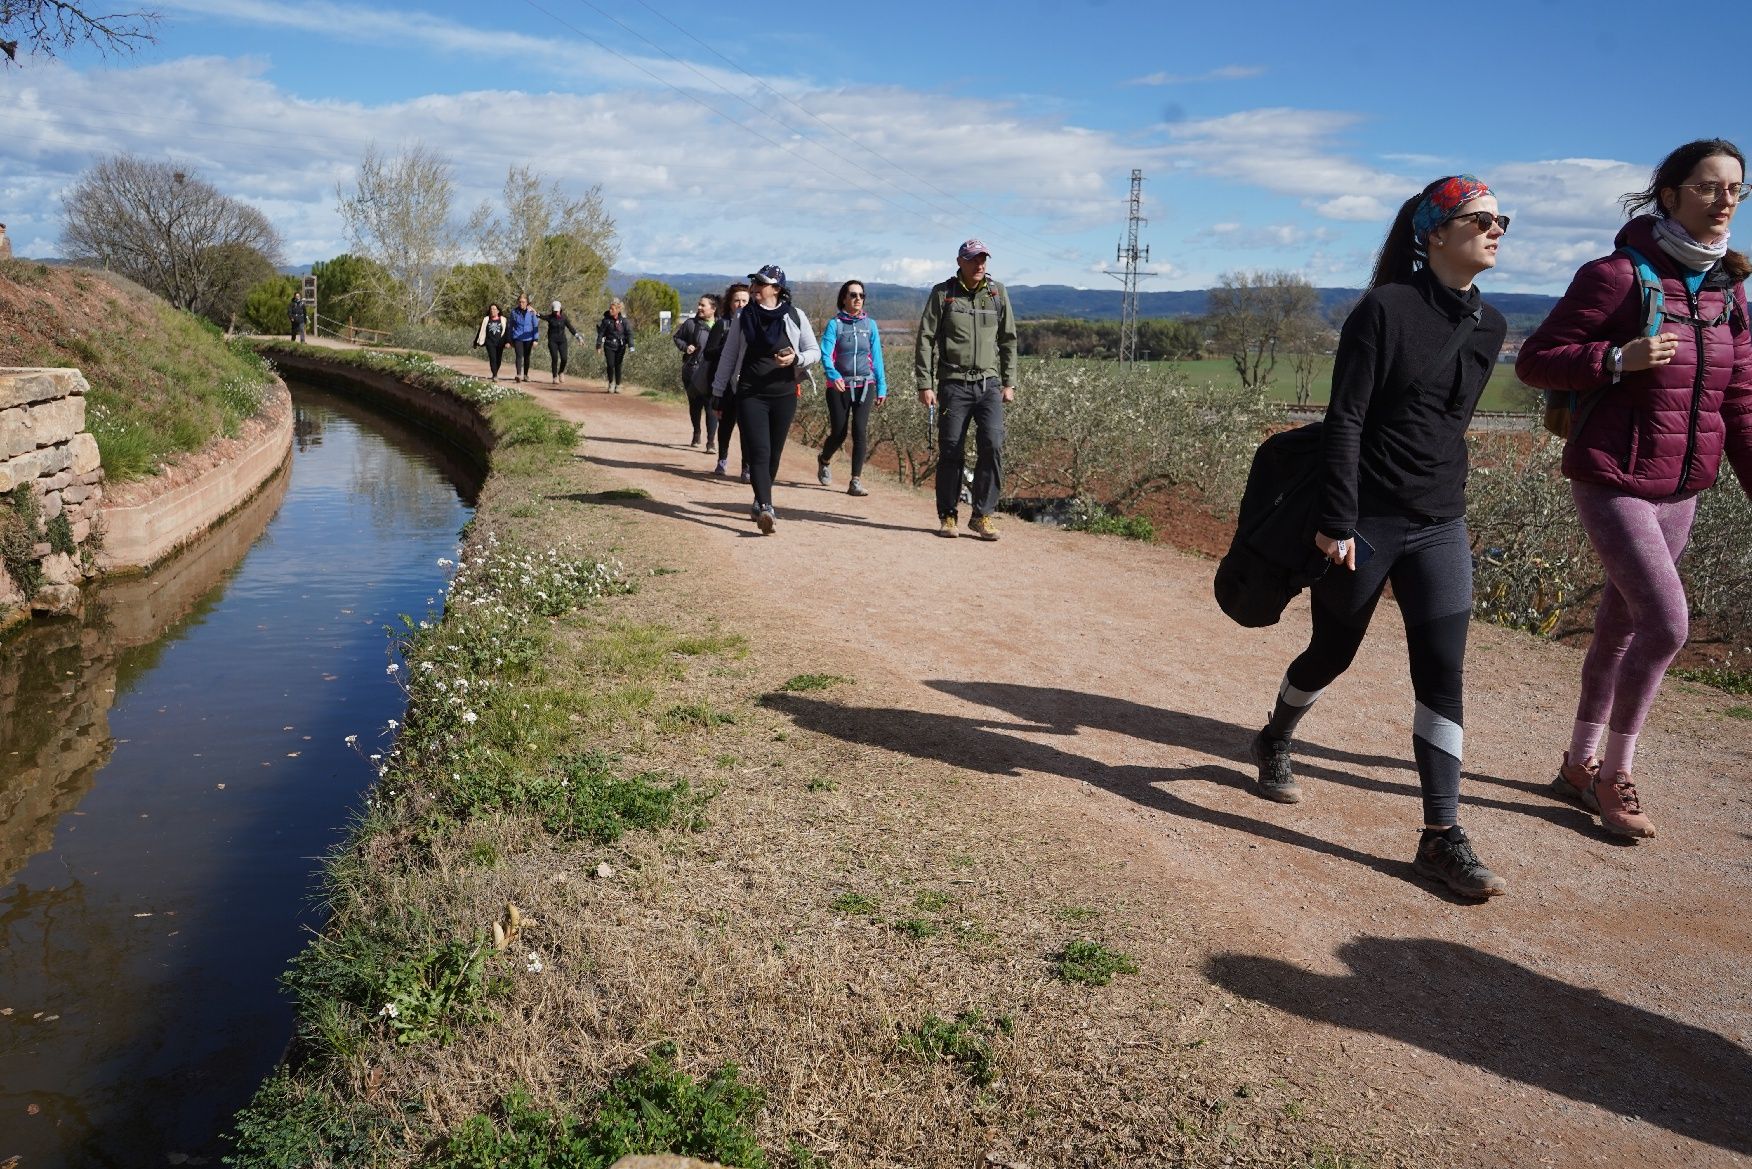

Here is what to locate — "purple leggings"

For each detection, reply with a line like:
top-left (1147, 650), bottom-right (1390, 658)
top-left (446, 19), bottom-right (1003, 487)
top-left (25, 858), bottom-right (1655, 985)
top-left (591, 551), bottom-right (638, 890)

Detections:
top-left (1571, 480), bottom-right (1699, 736)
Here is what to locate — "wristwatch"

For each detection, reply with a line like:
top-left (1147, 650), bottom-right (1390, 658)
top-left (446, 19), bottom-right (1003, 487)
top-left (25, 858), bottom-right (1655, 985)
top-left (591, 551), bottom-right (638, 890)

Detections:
top-left (1606, 346), bottom-right (1624, 380)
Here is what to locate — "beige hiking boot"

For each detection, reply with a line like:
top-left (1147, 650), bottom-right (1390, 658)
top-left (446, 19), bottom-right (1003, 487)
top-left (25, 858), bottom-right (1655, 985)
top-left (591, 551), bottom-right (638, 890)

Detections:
top-left (1592, 772), bottom-right (1655, 840)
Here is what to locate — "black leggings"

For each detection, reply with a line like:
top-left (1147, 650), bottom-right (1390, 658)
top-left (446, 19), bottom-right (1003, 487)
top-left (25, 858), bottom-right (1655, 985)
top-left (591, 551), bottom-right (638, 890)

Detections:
top-left (484, 340), bottom-right (506, 378)
top-left (821, 385), bottom-right (875, 476)
top-left (1272, 514), bottom-right (1472, 825)
top-left (688, 389), bottom-right (718, 446)
top-left (737, 392), bottom-right (799, 509)
top-left (510, 339), bottom-right (534, 379)
top-left (717, 394), bottom-right (739, 464)
top-left (548, 337), bottom-right (569, 377)
top-left (603, 346), bottom-right (626, 385)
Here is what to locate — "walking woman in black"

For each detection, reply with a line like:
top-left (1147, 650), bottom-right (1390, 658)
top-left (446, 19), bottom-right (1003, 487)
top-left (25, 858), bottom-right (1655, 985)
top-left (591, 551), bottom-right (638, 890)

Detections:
top-left (473, 302), bottom-right (508, 380)
top-left (543, 300), bottom-right (582, 385)
top-left (1247, 176), bottom-right (1511, 899)
top-left (674, 293), bottom-right (719, 446)
top-left (596, 298), bottom-right (634, 393)
top-left (706, 282), bottom-right (750, 477)
top-left (710, 265), bottom-right (819, 533)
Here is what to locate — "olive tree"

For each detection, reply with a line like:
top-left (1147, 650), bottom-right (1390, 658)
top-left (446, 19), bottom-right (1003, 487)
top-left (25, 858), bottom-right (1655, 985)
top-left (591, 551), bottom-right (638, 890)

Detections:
top-left (468, 165), bottom-right (615, 316)
top-left (1, 1), bottom-right (157, 63)
top-left (59, 154), bottom-right (283, 322)
top-left (1207, 270), bottom-right (1318, 391)
top-left (336, 142), bottom-right (460, 325)
top-left (624, 277), bottom-right (680, 332)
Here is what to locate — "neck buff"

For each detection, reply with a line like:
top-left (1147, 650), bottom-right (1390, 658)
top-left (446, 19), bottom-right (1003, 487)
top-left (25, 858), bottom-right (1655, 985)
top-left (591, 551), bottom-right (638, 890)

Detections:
top-left (1412, 175), bottom-right (1494, 245)
top-left (1652, 216), bottom-right (1730, 273)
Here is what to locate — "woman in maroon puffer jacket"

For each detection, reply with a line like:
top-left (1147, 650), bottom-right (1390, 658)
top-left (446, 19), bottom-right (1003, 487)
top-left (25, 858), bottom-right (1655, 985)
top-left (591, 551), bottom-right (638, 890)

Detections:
top-left (1517, 138), bottom-right (1752, 840)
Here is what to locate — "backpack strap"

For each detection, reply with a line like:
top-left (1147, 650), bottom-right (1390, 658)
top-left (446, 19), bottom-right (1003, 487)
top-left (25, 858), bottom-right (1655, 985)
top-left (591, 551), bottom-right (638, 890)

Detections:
top-left (1432, 307), bottom-right (1482, 408)
top-left (1619, 246), bottom-right (1666, 337)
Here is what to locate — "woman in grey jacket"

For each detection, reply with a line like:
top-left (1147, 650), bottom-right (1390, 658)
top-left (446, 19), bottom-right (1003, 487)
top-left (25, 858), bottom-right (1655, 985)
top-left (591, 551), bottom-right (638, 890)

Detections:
top-left (711, 265), bottom-right (820, 534)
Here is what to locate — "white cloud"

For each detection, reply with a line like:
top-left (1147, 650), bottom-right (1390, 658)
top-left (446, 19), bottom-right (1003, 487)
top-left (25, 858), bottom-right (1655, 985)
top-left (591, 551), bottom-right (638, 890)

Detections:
top-left (1126, 65), bottom-right (1265, 86)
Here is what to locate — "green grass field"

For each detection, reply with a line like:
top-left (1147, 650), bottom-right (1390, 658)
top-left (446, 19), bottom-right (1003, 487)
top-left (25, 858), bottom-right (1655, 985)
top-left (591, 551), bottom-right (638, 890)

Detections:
top-left (1141, 357), bottom-right (1539, 414)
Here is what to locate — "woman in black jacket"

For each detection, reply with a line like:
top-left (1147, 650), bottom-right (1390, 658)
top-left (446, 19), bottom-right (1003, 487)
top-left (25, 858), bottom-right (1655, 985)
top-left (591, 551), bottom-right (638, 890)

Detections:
top-left (1248, 175), bottom-right (1511, 900)
top-left (705, 282), bottom-right (749, 477)
top-left (674, 294), bottom-right (719, 446)
top-left (595, 299), bottom-right (634, 393)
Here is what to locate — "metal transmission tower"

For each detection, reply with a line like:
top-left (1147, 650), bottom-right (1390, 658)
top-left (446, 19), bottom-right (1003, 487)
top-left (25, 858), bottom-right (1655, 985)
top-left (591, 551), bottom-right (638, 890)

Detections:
top-left (1110, 169), bottom-right (1156, 364)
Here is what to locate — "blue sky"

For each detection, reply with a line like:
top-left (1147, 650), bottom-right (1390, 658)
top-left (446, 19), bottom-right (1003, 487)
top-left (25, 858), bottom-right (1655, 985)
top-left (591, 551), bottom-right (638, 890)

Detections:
top-left (1, 0), bottom-right (1746, 294)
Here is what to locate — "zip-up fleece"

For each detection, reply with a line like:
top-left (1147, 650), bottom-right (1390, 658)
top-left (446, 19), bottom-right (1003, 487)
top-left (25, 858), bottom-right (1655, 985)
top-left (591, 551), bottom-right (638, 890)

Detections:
top-left (820, 311), bottom-right (887, 398)
top-left (1517, 215), bottom-right (1752, 499)
top-left (913, 273), bottom-right (1018, 388)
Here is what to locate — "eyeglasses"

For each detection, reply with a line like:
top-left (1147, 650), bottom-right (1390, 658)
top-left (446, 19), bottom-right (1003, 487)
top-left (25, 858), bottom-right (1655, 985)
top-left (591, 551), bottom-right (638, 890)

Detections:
top-left (845, 291), bottom-right (866, 300)
top-left (1449, 211), bottom-right (1510, 234)
top-left (1678, 181), bottom-right (1751, 202)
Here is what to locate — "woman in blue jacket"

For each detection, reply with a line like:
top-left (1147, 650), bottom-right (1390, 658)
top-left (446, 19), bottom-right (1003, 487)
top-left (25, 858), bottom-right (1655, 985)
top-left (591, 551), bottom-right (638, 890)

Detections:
top-left (507, 294), bottom-right (541, 383)
top-left (815, 279), bottom-right (887, 497)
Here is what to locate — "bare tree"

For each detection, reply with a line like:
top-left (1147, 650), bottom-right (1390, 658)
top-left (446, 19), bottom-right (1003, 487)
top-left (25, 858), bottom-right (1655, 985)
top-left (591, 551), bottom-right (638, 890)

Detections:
top-left (337, 142), bottom-right (460, 326)
top-left (59, 154), bottom-right (283, 321)
top-left (1, 1), bottom-right (157, 62)
top-left (1206, 270), bottom-right (1319, 391)
top-left (468, 165), bottom-right (615, 316)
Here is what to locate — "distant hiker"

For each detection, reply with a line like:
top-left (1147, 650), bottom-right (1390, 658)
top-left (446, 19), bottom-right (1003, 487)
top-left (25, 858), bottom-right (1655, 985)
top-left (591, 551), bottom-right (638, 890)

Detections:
top-left (1247, 176), bottom-right (1510, 899)
top-left (288, 292), bottom-right (307, 342)
top-left (706, 283), bottom-right (750, 478)
top-left (674, 293), bottom-right (719, 447)
top-left (915, 239), bottom-right (1017, 540)
top-left (543, 300), bottom-right (583, 385)
top-left (508, 294), bottom-right (540, 383)
top-left (474, 302), bottom-right (508, 380)
top-left (817, 279), bottom-right (887, 497)
top-left (1516, 138), bottom-right (1752, 841)
top-left (711, 264), bottom-right (819, 534)
top-left (596, 299), bottom-right (634, 394)
top-left (0, 223), bottom-right (12, 260)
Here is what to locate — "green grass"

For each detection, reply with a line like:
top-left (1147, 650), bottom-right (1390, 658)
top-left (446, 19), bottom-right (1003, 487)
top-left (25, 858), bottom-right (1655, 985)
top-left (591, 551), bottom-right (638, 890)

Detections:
top-left (830, 892), bottom-right (878, 915)
top-left (1117, 356), bottom-right (1537, 414)
top-left (899, 1011), bottom-right (1012, 1088)
top-left (1672, 666), bottom-right (1752, 696)
top-left (1053, 939), bottom-right (1139, 986)
top-left (1725, 706), bottom-right (1752, 720)
top-left (778, 673), bottom-right (851, 693)
top-left (895, 917), bottom-right (940, 939)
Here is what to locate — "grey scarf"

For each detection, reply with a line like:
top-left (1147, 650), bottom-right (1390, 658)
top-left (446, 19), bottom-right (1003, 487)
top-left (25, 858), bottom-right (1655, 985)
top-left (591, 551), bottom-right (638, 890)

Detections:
top-left (1652, 216), bottom-right (1729, 273)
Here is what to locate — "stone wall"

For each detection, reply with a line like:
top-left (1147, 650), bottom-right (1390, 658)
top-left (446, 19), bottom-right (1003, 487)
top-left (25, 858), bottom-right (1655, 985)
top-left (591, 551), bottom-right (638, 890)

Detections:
top-left (0, 368), bottom-right (103, 618)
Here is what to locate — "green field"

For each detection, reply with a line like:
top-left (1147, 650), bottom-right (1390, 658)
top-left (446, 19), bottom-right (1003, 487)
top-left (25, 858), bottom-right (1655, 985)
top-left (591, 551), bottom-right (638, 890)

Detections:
top-left (1137, 357), bottom-right (1539, 414)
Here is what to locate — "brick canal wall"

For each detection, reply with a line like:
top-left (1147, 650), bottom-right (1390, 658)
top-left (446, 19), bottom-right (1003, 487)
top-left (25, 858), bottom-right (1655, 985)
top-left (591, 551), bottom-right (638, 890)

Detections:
top-left (0, 369), bottom-right (105, 618)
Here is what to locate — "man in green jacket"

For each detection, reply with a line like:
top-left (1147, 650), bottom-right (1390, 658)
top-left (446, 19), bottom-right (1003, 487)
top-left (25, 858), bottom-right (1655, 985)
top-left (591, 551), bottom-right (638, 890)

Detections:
top-left (915, 239), bottom-right (1018, 540)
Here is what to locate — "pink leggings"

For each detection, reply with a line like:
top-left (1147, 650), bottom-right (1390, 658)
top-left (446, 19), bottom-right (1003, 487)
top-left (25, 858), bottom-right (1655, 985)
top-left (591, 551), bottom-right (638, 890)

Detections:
top-left (1571, 481), bottom-right (1699, 736)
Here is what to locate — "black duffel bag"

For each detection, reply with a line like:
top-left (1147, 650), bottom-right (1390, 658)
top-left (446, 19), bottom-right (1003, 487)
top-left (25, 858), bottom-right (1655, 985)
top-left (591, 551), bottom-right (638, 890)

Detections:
top-left (1213, 422), bottom-right (1331, 627)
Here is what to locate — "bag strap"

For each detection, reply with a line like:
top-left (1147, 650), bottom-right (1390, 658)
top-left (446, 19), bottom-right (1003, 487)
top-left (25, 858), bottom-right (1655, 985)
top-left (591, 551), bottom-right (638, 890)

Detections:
top-left (1432, 307), bottom-right (1482, 408)
top-left (1619, 246), bottom-right (1667, 336)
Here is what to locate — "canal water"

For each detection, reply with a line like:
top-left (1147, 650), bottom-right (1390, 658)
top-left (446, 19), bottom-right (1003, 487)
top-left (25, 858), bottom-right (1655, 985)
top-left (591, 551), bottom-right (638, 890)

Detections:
top-left (0, 383), bottom-right (479, 1166)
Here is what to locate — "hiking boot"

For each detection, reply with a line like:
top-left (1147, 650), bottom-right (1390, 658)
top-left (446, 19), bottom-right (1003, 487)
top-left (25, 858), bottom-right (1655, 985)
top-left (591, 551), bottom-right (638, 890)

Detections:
top-left (1248, 730), bottom-right (1301, 803)
top-left (1413, 826), bottom-right (1508, 899)
top-left (1549, 751), bottom-right (1600, 813)
top-left (757, 505), bottom-right (776, 535)
top-left (847, 477), bottom-right (868, 497)
top-left (937, 515), bottom-right (958, 538)
top-left (740, 465), bottom-right (752, 484)
top-left (817, 458), bottom-right (832, 486)
top-left (969, 514), bottom-right (999, 541)
top-left (1592, 772), bottom-right (1655, 839)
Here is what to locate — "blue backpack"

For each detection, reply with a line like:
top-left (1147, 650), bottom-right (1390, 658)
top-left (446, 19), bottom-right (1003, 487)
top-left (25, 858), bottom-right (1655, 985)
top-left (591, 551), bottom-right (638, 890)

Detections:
top-left (1541, 246), bottom-right (1740, 438)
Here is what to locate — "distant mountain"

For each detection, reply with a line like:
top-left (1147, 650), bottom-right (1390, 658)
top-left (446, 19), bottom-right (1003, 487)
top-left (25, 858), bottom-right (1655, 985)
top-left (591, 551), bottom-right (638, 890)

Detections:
top-left (609, 271), bottom-right (1560, 331)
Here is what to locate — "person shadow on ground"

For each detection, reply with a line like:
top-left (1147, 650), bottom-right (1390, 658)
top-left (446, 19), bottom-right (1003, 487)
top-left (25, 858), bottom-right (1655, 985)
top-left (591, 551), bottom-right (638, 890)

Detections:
top-left (1208, 937), bottom-right (1752, 1157)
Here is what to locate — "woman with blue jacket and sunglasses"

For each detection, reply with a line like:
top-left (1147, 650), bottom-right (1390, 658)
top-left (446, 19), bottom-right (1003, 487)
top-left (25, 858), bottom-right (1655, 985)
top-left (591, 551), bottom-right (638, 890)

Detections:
top-left (815, 279), bottom-right (887, 497)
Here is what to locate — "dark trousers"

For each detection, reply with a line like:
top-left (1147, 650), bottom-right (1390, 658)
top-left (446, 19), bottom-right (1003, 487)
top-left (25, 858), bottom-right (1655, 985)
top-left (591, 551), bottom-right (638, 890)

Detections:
top-left (738, 392), bottom-right (799, 509)
top-left (687, 388), bottom-right (718, 446)
top-left (1283, 514), bottom-right (1473, 825)
top-left (821, 385), bottom-right (875, 477)
top-left (603, 346), bottom-right (626, 385)
top-left (511, 339), bottom-right (534, 378)
top-left (289, 320), bottom-right (306, 342)
top-left (548, 337), bottom-right (569, 377)
top-left (935, 377), bottom-right (1004, 519)
top-left (717, 394), bottom-right (740, 464)
top-left (484, 339), bottom-right (506, 378)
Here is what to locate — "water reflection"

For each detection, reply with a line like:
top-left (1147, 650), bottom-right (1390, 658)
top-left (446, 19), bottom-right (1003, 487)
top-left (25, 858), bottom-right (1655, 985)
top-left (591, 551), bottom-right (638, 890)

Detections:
top-left (0, 383), bottom-right (475, 1165)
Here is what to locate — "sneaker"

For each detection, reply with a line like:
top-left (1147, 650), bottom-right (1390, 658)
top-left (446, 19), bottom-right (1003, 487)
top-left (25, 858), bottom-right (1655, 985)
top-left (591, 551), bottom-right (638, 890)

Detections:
top-left (1413, 826), bottom-right (1508, 899)
top-left (690, 434), bottom-right (700, 447)
top-left (968, 514), bottom-right (1000, 541)
top-left (937, 515), bottom-right (958, 538)
top-left (847, 477), bottom-right (868, 497)
top-left (1548, 751), bottom-right (1600, 813)
top-left (714, 459), bottom-right (728, 477)
top-left (1248, 729), bottom-right (1301, 803)
top-left (757, 506), bottom-right (776, 535)
top-left (1592, 772), bottom-right (1656, 839)
top-left (740, 466), bottom-right (752, 484)
top-left (817, 459), bottom-right (832, 486)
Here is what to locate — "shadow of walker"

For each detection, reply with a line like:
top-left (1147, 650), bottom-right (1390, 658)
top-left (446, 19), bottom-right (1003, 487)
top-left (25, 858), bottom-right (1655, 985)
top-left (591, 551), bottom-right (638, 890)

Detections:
top-left (1208, 937), bottom-right (1752, 1157)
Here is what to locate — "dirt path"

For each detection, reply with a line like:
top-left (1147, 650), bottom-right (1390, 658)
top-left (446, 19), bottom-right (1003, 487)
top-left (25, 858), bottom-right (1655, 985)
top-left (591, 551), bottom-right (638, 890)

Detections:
top-left (423, 353), bottom-right (1751, 1166)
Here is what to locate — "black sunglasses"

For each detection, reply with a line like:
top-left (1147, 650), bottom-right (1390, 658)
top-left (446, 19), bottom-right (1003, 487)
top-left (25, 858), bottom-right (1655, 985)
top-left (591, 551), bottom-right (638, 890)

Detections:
top-left (1449, 210), bottom-right (1510, 234)
top-left (845, 291), bottom-right (866, 299)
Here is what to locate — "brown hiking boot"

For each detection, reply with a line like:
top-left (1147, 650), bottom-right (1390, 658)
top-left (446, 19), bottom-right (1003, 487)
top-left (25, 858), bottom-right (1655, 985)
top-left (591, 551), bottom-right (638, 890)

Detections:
top-left (969, 514), bottom-right (999, 541)
top-left (1549, 751), bottom-right (1600, 813)
top-left (1592, 772), bottom-right (1655, 840)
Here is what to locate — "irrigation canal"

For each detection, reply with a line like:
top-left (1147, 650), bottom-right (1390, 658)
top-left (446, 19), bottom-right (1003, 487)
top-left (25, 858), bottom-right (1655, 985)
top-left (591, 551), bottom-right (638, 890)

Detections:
top-left (0, 382), bottom-right (479, 1166)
